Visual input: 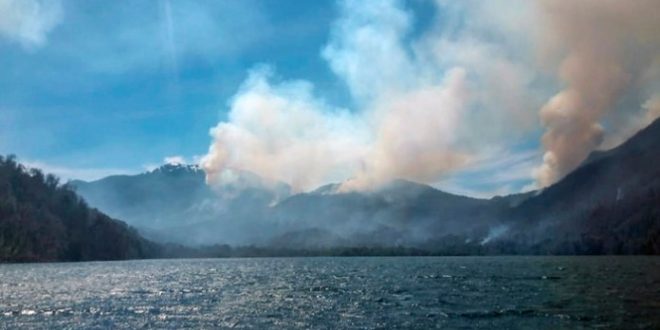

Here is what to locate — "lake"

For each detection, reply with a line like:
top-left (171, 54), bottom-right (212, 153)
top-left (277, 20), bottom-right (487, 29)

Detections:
top-left (1, 256), bottom-right (659, 329)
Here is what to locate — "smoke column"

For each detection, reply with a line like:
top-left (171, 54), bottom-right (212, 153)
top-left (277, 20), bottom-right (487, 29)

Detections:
top-left (202, 0), bottom-right (659, 193)
top-left (202, 0), bottom-right (473, 192)
top-left (534, 0), bottom-right (660, 187)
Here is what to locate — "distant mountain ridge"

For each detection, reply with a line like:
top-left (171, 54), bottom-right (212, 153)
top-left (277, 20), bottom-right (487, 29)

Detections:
top-left (71, 164), bottom-right (216, 230)
top-left (4, 121), bottom-right (656, 262)
top-left (70, 118), bottom-right (660, 254)
top-left (72, 164), bottom-right (292, 245)
top-left (71, 164), bottom-right (525, 249)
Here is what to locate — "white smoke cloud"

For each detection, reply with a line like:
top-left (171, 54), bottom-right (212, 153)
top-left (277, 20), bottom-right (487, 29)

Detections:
top-left (203, 0), bottom-right (659, 194)
top-left (0, 0), bottom-right (62, 49)
top-left (203, 0), bottom-right (492, 192)
top-left (202, 0), bottom-right (545, 192)
top-left (322, 0), bottom-right (416, 103)
top-left (341, 67), bottom-right (471, 190)
top-left (203, 67), bottom-right (369, 192)
top-left (417, 6), bottom-right (543, 149)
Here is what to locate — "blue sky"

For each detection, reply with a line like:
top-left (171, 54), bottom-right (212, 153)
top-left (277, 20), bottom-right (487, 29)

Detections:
top-left (0, 0), bottom-right (342, 170)
top-left (1, 0), bottom-right (656, 197)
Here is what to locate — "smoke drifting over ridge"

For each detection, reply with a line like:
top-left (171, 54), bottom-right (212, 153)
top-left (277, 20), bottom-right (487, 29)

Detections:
top-left (202, 67), bottom-right (369, 192)
top-left (202, 0), bottom-right (660, 193)
top-left (203, 0), bottom-right (477, 192)
top-left (534, 0), bottom-right (660, 187)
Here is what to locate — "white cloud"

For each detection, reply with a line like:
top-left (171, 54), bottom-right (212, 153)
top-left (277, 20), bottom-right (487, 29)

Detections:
top-left (0, 0), bottom-right (62, 49)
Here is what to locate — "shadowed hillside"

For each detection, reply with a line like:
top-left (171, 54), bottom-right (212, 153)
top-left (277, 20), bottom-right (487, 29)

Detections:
top-left (0, 156), bottom-right (159, 262)
top-left (494, 118), bottom-right (660, 254)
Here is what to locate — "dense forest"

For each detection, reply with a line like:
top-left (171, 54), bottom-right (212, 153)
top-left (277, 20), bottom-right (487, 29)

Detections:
top-left (0, 155), bottom-right (159, 262)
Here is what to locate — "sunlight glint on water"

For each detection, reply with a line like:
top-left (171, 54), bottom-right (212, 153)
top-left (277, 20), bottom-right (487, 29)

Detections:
top-left (1, 257), bottom-right (659, 329)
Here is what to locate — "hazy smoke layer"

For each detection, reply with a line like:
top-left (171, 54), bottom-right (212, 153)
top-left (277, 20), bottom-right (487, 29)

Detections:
top-left (534, 0), bottom-right (660, 187)
top-left (203, 67), bottom-right (368, 192)
top-left (203, 0), bottom-right (477, 192)
top-left (340, 68), bottom-right (471, 191)
top-left (203, 0), bottom-right (659, 193)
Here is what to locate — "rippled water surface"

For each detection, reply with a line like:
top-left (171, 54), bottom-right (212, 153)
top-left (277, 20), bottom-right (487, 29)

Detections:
top-left (1, 256), bottom-right (659, 329)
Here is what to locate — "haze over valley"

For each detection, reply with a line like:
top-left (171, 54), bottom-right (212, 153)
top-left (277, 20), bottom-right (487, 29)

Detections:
top-left (1, 0), bottom-right (659, 259)
top-left (2, 1), bottom-right (660, 328)
top-left (0, 0), bottom-right (660, 258)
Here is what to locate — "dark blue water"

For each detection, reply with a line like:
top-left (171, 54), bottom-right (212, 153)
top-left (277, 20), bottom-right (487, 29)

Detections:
top-left (1, 256), bottom-right (659, 329)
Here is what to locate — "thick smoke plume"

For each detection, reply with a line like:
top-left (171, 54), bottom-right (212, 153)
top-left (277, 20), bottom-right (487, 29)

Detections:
top-left (203, 0), bottom-right (659, 193)
top-left (534, 0), bottom-right (660, 187)
top-left (203, 0), bottom-right (476, 192)
top-left (202, 67), bottom-right (368, 192)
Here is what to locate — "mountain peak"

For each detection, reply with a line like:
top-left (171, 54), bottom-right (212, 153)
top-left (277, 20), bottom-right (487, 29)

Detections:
top-left (150, 163), bottom-right (203, 175)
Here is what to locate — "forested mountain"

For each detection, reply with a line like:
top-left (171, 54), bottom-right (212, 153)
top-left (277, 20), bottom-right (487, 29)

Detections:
top-left (72, 165), bottom-right (507, 247)
top-left (494, 117), bottom-right (660, 254)
top-left (269, 119), bottom-right (660, 254)
top-left (267, 180), bottom-right (503, 249)
top-left (0, 156), bottom-right (158, 262)
top-left (71, 164), bottom-right (217, 230)
top-left (68, 119), bottom-right (660, 255)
